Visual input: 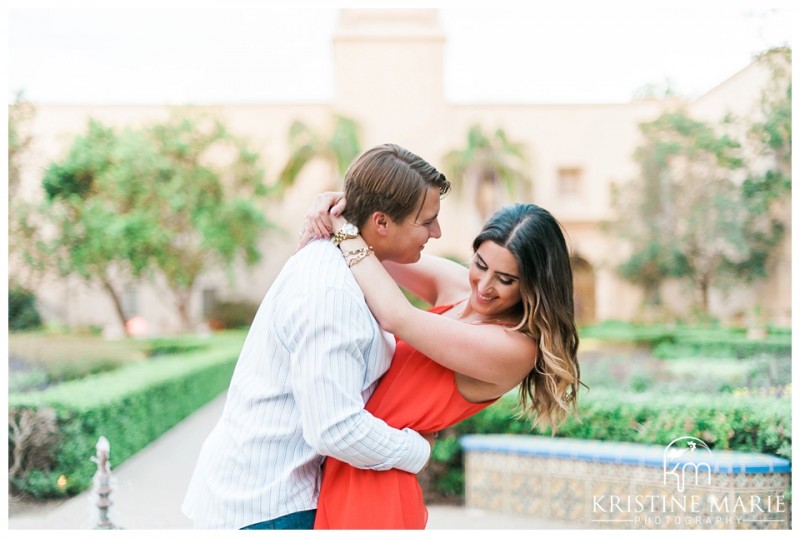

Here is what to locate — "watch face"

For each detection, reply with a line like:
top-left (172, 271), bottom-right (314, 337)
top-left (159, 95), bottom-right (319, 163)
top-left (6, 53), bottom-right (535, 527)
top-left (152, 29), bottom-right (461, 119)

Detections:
top-left (331, 222), bottom-right (359, 246)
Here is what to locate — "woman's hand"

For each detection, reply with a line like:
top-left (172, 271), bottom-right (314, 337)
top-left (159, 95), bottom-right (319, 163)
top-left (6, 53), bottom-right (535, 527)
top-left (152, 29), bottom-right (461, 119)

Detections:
top-left (328, 211), bottom-right (348, 235)
top-left (305, 191), bottom-right (347, 239)
top-left (294, 191), bottom-right (347, 252)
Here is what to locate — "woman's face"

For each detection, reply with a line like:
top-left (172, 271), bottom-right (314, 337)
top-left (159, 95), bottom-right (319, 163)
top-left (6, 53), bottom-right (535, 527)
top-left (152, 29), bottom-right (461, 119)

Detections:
top-left (468, 240), bottom-right (522, 318)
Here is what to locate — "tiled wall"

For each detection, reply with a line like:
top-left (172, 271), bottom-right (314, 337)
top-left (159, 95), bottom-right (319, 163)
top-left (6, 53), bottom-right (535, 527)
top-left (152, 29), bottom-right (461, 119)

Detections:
top-left (462, 435), bottom-right (791, 530)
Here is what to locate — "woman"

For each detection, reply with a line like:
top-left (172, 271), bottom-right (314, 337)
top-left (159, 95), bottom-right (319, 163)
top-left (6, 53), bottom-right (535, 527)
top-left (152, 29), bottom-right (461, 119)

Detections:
top-left (301, 195), bottom-right (581, 529)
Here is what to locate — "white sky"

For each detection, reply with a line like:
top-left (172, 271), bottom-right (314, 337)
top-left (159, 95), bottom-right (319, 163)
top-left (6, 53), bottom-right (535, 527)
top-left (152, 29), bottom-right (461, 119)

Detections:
top-left (5, 1), bottom-right (796, 105)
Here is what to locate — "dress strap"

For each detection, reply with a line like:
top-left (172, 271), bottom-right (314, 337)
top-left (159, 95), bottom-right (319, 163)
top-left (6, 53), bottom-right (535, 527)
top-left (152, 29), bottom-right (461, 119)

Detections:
top-left (427, 303), bottom-right (457, 315)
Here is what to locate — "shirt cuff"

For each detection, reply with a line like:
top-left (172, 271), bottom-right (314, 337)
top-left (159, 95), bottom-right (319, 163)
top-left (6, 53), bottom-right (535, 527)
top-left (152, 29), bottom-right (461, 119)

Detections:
top-left (394, 428), bottom-right (431, 474)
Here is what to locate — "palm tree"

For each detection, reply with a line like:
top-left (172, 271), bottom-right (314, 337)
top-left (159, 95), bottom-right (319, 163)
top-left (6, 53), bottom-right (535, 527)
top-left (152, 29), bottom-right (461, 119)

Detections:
top-left (443, 125), bottom-right (530, 220)
top-left (278, 114), bottom-right (362, 192)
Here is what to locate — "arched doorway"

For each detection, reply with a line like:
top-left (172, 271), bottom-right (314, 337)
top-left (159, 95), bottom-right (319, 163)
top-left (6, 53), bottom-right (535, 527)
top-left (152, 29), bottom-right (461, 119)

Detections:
top-left (571, 255), bottom-right (596, 325)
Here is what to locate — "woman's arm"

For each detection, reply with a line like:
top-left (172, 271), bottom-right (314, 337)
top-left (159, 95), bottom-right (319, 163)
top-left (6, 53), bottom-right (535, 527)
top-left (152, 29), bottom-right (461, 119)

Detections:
top-left (336, 233), bottom-right (536, 388)
top-left (383, 255), bottom-right (470, 307)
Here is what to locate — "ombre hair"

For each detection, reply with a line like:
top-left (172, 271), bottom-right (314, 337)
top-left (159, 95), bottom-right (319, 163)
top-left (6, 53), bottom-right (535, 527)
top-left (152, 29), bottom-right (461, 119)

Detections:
top-left (473, 203), bottom-right (582, 433)
top-left (342, 143), bottom-right (450, 228)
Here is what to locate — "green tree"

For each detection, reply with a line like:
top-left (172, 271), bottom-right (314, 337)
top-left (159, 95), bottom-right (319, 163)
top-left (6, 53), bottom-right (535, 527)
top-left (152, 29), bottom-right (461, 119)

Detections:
top-left (443, 124), bottom-right (529, 220)
top-left (612, 113), bottom-right (691, 306)
top-left (615, 48), bottom-right (791, 318)
top-left (8, 92), bottom-right (34, 198)
top-left (749, 48), bottom-right (791, 178)
top-left (616, 101), bottom-right (788, 316)
top-left (8, 94), bottom-right (42, 291)
top-left (729, 47), bottom-right (791, 283)
top-left (278, 114), bottom-right (361, 191)
top-left (35, 113), bottom-right (271, 334)
top-left (617, 110), bottom-right (745, 314)
top-left (35, 120), bottom-right (156, 333)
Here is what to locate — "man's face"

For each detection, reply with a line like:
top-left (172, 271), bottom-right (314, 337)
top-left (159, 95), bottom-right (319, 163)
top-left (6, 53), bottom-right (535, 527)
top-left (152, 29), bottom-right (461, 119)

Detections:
top-left (382, 186), bottom-right (442, 264)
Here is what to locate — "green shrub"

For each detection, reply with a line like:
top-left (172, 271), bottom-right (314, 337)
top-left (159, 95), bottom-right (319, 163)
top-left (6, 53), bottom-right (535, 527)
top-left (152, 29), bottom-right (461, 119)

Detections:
top-left (142, 336), bottom-right (212, 357)
top-left (548, 390), bottom-right (790, 458)
top-left (9, 286), bottom-right (42, 331)
top-left (208, 300), bottom-right (259, 329)
top-left (653, 333), bottom-right (791, 359)
top-left (8, 343), bottom-right (240, 498)
top-left (44, 356), bottom-right (122, 384)
top-left (767, 325), bottom-right (791, 336)
top-left (580, 320), bottom-right (791, 360)
top-left (581, 350), bottom-right (788, 395)
top-left (579, 320), bottom-right (674, 346)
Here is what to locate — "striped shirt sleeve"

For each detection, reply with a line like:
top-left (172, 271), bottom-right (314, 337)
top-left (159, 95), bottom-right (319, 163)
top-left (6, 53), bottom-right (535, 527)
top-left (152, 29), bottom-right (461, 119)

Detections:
top-left (283, 285), bottom-right (430, 473)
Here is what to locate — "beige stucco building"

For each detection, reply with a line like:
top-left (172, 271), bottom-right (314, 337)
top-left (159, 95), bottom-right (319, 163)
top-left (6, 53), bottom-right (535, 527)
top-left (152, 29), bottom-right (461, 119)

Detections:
top-left (10, 9), bottom-right (791, 335)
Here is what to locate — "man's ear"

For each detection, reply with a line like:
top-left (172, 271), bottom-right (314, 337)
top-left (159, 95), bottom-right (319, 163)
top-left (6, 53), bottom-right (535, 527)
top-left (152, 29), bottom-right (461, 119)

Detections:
top-left (369, 211), bottom-right (392, 236)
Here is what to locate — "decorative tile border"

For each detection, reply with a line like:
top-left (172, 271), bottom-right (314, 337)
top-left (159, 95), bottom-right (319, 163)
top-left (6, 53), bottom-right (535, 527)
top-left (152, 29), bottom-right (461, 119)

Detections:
top-left (462, 435), bottom-right (791, 530)
top-left (461, 434), bottom-right (791, 473)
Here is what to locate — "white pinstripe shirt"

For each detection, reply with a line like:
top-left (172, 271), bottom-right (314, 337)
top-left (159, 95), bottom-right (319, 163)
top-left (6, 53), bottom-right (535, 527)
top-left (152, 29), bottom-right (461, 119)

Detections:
top-left (181, 240), bottom-right (430, 529)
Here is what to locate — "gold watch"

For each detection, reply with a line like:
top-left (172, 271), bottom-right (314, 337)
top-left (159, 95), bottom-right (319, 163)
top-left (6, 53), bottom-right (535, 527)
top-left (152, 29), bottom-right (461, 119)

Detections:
top-left (331, 222), bottom-right (359, 247)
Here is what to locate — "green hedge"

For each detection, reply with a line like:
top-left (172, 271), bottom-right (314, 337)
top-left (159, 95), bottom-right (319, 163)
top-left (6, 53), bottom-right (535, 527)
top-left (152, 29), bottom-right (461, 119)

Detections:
top-left (579, 320), bottom-right (675, 346)
top-left (8, 345), bottom-right (239, 498)
top-left (427, 388), bottom-right (792, 499)
top-left (581, 321), bottom-right (791, 359)
top-left (653, 333), bottom-right (791, 359)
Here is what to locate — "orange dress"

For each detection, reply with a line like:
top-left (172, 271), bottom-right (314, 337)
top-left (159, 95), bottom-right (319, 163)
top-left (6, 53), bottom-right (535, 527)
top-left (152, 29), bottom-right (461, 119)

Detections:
top-left (314, 304), bottom-right (496, 529)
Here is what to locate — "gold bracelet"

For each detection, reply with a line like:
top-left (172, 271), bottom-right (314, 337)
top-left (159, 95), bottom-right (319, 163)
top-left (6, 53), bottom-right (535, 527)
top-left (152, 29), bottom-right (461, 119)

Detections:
top-left (343, 246), bottom-right (373, 267)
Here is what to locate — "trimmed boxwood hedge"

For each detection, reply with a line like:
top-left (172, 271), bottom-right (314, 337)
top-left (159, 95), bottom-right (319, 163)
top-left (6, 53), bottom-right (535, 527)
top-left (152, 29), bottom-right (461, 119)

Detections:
top-left (579, 321), bottom-right (675, 346)
top-left (8, 344), bottom-right (239, 499)
top-left (653, 335), bottom-right (791, 359)
top-left (427, 388), bottom-right (792, 499)
top-left (581, 321), bottom-right (791, 359)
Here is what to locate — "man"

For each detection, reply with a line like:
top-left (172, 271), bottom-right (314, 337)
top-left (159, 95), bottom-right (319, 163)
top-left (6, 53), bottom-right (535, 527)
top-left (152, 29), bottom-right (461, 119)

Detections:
top-left (182, 143), bottom-right (450, 529)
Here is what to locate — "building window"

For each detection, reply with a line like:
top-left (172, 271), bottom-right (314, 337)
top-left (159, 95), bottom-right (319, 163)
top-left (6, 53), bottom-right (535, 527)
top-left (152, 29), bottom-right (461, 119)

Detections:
top-left (558, 167), bottom-right (583, 198)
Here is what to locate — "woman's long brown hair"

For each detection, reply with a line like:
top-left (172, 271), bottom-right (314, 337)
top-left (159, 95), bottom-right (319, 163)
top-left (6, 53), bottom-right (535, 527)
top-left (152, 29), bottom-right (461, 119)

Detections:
top-left (473, 203), bottom-right (582, 433)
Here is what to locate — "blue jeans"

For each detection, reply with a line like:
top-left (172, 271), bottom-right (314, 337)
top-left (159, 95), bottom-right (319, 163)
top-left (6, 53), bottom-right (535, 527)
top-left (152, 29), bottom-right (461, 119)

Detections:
top-left (241, 509), bottom-right (317, 530)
